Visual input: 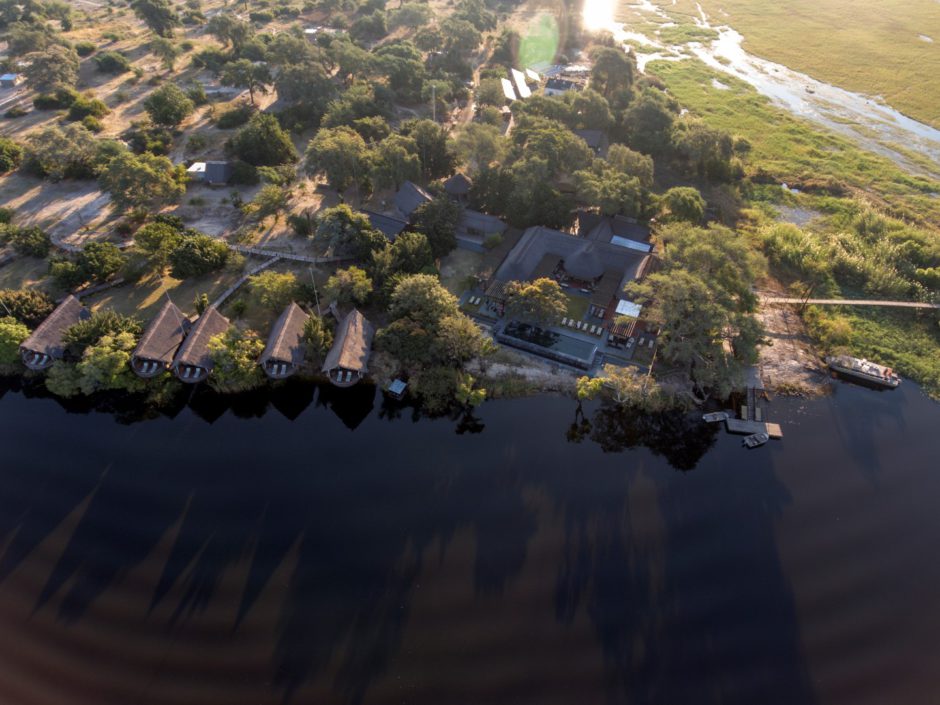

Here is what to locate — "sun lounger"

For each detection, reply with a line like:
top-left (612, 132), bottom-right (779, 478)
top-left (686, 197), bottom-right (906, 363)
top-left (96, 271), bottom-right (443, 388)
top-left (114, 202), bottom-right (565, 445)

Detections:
top-left (649, 339), bottom-right (654, 348)
top-left (561, 317), bottom-right (568, 326)
top-left (182, 367), bottom-right (192, 379)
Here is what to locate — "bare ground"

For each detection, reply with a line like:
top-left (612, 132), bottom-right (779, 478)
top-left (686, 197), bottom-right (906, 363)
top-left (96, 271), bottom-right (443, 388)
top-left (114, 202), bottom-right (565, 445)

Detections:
top-left (755, 284), bottom-right (831, 395)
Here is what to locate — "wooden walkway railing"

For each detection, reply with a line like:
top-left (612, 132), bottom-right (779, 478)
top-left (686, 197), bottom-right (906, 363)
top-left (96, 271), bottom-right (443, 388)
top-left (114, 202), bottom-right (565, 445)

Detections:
top-left (760, 296), bottom-right (940, 310)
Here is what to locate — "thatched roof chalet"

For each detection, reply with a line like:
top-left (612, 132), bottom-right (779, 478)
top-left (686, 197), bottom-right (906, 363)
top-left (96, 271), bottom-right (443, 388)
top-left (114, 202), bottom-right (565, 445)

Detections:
top-left (394, 180), bottom-right (432, 218)
top-left (132, 300), bottom-right (191, 376)
top-left (260, 302), bottom-right (309, 378)
top-left (443, 172), bottom-right (472, 197)
top-left (19, 295), bottom-right (90, 370)
top-left (322, 309), bottom-right (374, 386)
top-left (171, 307), bottom-right (229, 382)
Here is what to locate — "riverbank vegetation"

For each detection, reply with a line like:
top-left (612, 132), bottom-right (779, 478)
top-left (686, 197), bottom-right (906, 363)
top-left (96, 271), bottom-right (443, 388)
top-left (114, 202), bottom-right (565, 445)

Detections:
top-left (656, 0), bottom-right (940, 129)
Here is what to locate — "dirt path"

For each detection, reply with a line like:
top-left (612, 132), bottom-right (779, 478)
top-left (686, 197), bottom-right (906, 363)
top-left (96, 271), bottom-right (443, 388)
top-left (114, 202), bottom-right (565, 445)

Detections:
top-left (755, 286), bottom-right (830, 395)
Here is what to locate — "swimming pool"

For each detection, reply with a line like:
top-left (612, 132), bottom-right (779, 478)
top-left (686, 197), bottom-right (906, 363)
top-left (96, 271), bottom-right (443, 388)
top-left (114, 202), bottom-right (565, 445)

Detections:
top-left (498, 322), bottom-right (598, 369)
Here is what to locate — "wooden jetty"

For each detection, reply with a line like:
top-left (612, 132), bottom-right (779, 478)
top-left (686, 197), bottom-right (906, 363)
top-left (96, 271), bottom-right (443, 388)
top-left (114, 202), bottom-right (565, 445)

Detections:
top-left (725, 418), bottom-right (784, 439)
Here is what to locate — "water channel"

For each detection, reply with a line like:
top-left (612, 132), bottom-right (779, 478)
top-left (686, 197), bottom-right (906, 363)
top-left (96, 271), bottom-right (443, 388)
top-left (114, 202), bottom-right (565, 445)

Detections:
top-left (0, 377), bottom-right (937, 704)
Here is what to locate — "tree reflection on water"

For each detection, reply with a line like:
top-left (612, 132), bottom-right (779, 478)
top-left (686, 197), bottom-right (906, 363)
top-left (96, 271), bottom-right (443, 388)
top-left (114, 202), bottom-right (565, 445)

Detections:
top-left (0, 376), bottom-right (814, 705)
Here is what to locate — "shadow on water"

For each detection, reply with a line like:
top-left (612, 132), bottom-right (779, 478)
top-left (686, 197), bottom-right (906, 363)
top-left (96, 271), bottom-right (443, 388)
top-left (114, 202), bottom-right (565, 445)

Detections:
top-left (0, 377), bottom-right (818, 705)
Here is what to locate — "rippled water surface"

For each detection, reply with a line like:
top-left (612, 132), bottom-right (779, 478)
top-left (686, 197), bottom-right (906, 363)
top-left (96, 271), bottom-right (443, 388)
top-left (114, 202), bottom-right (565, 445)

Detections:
top-left (0, 379), bottom-right (938, 705)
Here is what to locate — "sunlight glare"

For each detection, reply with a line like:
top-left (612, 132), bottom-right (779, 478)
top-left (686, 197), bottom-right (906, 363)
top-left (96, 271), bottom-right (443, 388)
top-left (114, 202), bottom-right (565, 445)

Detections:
top-left (582, 0), bottom-right (615, 32)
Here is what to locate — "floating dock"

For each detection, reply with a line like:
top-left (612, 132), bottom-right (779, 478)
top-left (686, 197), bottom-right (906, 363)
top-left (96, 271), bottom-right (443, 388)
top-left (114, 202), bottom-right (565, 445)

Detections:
top-left (725, 418), bottom-right (783, 439)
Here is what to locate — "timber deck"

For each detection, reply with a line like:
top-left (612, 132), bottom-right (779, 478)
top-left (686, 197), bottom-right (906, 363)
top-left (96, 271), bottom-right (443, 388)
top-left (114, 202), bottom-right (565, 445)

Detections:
top-left (725, 418), bottom-right (783, 438)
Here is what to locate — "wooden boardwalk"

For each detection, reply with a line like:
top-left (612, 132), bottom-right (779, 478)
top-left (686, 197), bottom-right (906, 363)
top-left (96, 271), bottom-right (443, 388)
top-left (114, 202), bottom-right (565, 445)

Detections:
top-left (761, 296), bottom-right (939, 310)
top-left (726, 418), bottom-right (784, 438)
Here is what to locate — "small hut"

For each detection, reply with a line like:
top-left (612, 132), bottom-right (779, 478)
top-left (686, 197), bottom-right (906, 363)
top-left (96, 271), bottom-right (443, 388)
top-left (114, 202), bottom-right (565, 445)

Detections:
top-left (19, 295), bottom-right (90, 371)
top-left (131, 300), bottom-right (191, 378)
top-left (394, 181), bottom-right (432, 219)
top-left (443, 172), bottom-right (472, 203)
top-left (260, 302), bottom-right (310, 379)
top-left (170, 307), bottom-right (229, 383)
top-left (322, 309), bottom-right (374, 387)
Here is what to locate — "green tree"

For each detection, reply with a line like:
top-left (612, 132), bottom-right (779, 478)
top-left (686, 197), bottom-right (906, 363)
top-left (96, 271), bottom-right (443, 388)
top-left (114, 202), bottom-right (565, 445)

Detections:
top-left (229, 113), bottom-right (298, 166)
top-left (401, 119), bottom-right (456, 180)
top-left (388, 273), bottom-right (459, 327)
top-left (504, 277), bottom-right (567, 326)
top-left (99, 151), bottom-right (187, 210)
top-left (387, 230), bottom-right (434, 274)
top-left (206, 15), bottom-right (252, 50)
top-left (194, 292), bottom-right (209, 315)
top-left (76, 331), bottom-right (146, 395)
top-left (249, 270), bottom-right (298, 310)
top-left (169, 233), bottom-right (230, 278)
top-left (248, 184), bottom-right (290, 222)
top-left (22, 45), bottom-right (79, 92)
top-left (437, 313), bottom-right (488, 367)
top-left (314, 204), bottom-right (386, 259)
top-left (6, 226), bottom-right (51, 257)
top-left (221, 58), bottom-right (271, 106)
top-left (660, 186), bottom-right (706, 223)
top-left (607, 143), bottom-right (654, 188)
top-left (389, 2), bottom-right (432, 29)
top-left (23, 124), bottom-right (109, 180)
top-left (207, 326), bottom-right (265, 392)
top-left (304, 126), bottom-right (371, 192)
top-left (303, 315), bottom-right (333, 361)
top-left (673, 120), bottom-right (735, 182)
top-left (590, 46), bottom-right (634, 98)
top-left (144, 83), bottom-right (195, 126)
top-left (130, 0), bottom-right (180, 37)
top-left (624, 90), bottom-right (676, 154)
top-left (134, 220), bottom-right (183, 268)
top-left (63, 310), bottom-right (142, 356)
top-left (441, 16), bottom-right (481, 54)
top-left (510, 116), bottom-right (593, 176)
top-left (411, 196), bottom-right (461, 259)
top-left (0, 137), bottom-right (24, 173)
top-left (567, 88), bottom-right (614, 131)
top-left (77, 242), bottom-right (126, 283)
top-left (324, 266), bottom-right (373, 308)
top-left (371, 134), bottom-right (421, 190)
top-left (0, 289), bottom-right (54, 327)
top-left (454, 371), bottom-right (486, 408)
top-left (275, 61), bottom-right (335, 126)
top-left (0, 316), bottom-right (29, 365)
top-left (452, 122), bottom-right (506, 173)
top-left (574, 161), bottom-right (648, 217)
top-left (150, 37), bottom-right (180, 71)
top-left (597, 364), bottom-right (672, 411)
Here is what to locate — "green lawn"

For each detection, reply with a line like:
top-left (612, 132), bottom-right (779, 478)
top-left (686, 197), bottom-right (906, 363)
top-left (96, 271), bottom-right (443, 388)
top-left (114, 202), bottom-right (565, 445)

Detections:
top-left (564, 293), bottom-right (589, 320)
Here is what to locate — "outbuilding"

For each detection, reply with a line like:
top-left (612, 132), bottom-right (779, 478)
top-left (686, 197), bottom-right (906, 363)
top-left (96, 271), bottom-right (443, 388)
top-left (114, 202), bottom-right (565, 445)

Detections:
top-left (322, 309), bottom-right (374, 387)
top-left (132, 300), bottom-right (191, 378)
top-left (18, 295), bottom-right (90, 371)
top-left (260, 302), bottom-right (310, 379)
top-left (171, 307), bottom-right (230, 383)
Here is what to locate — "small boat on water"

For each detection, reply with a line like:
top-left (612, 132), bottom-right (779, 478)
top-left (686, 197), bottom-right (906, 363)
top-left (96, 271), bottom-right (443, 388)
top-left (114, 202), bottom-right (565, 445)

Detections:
top-left (703, 411), bottom-right (729, 423)
top-left (826, 355), bottom-right (901, 388)
top-left (805, 86), bottom-right (815, 94)
top-left (743, 432), bottom-right (769, 448)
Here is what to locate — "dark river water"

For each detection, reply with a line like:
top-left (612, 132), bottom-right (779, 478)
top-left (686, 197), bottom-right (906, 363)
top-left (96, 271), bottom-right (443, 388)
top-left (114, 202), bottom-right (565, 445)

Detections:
top-left (0, 376), bottom-right (937, 705)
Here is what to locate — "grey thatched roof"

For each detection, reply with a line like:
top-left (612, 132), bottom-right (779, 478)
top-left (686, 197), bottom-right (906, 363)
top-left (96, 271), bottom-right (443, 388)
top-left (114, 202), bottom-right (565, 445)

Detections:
top-left (394, 180), bottom-right (432, 217)
top-left (564, 242), bottom-right (605, 280)
top-left (260, 302), bottom-right (309, 367)
top-left (322, 309), bottom-right (374, 374)
top-left (459, 209), bottom-right (507, 236)
top-left (20, 295), bottom-right (90, 358)
top-left (364, 210), bottom-right (408, 239)
top-left (172, 307), bottom-right (229, 370)
top-left (443, 172), bottom-right (472, 196)
top-left (493, 226), bottom-right (650, 291)
top-left (134, 300), bottom-right (191, 364)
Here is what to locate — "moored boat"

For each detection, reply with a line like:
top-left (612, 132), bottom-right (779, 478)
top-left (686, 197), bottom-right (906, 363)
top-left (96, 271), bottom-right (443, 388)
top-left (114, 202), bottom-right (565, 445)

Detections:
top-left (743, 432), bottom-right (769, 448)
top-left (826, 355), bottom-right (901, 388)
top-left (703, 411), bottom-right (729, 423)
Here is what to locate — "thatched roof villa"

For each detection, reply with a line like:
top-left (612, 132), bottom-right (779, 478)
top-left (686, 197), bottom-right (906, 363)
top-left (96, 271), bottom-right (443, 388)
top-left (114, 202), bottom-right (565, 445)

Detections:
top-left (19, 295), bottom-right (90, 371)
top-left (260, 302), bottom-right (310, 379)
top-left (322, 309), bottom-right (374, 387)
top-left (170, 307), bottom-right (229, 383)
top-left (131, 300), bottom-right (191, 378)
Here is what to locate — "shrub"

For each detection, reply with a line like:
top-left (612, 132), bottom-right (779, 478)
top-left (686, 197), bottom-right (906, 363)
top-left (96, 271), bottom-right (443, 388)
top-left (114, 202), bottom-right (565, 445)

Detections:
top-left (248, 10), bottom-right (273, 22)
top-left (81, 115), bottom-right (104, 132)
top-left (228, 160), bottom-right (259, 185)
top-left (169, 233), bottom-right (230, 278)
top-left (0, 137), bottom-right (24, 173)
top-left (67, 94), bottom-right (109, 121)
top-left (33, 87), bottom-right (79, 110)
top-left (75, 41), bottom-right (97, 57)
top-left (4, 106), bottom-right (28, 118)
top-left (0, 207), bottom-right (13, 224)
top-left (185, 82), bottom-right (207, 105)
top-left (124, 122), bottom-right (174, 155)
top-left (143, 83), bottom-right (195, 126)
top-left (94, 51), bottom-right (132, 74)
top-left (287, 212), bottom-right (314, 237)
top-left (6, 226), bottom-right (51, 257)
top-left (215, 103), bottom-right (254, 129)
top-left (0, 289), bottom-right (55, 327)
top-left (186, 133), bottom-right (207, 152)
top-left (180, 40), bottom-right (195, 52)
